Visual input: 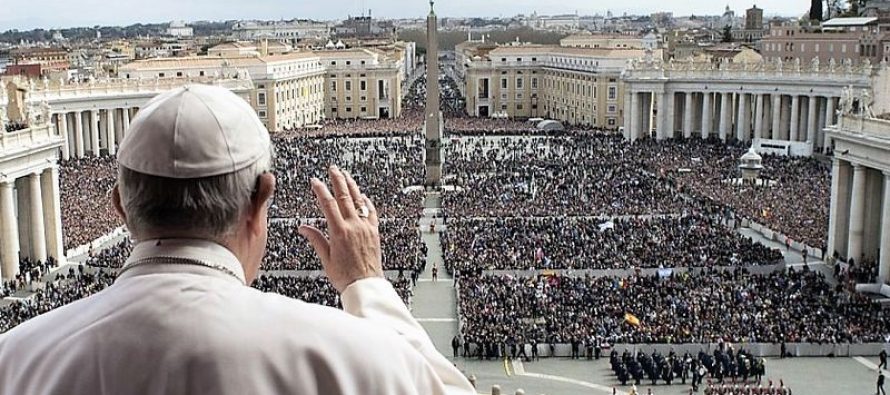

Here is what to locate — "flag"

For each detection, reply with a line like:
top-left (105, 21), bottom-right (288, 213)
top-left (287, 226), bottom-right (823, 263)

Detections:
top-left (624, 313), bottom-right (641, 327)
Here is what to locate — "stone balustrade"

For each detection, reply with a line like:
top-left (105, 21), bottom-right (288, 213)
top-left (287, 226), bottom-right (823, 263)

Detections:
top-left (26, 76), bottom-right (255, 102)
top-left (0, 124), bottom-right (60, 154)
top-left (623, 58), bottom-right (875, 83)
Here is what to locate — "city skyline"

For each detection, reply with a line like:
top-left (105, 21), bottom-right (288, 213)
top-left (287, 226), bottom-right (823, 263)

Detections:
top-left (3, 0), bottom-right (809, 32)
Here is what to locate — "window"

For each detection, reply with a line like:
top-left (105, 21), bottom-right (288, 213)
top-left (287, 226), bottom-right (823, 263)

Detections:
top-left (360, 106), bottom-right (367, 112)
top-left (332, 107), bottom-right (338, 113)
top-left (532, 78), bottom-right (538, 89)
top-left (258, 92), bottom-right (266, 106)
top-left (516, 78), bottom-right (523, 89)
top-left (360, 80), bottom-right (367, 90)
top-left (346, 61), bottom-right (351, 65)
top-left (345, 81), bottom-right (352, 91)
top-left (258, 110), bottom-right (267, 118)
top-left (608, 105), bottom-right (617, 113)
top-left (501, 78), bottom-right (507, 89)
top-left (608, 87), bottom-right (617, 100)
top-left (608, 118), bottom-right (616, 126)
top-left (176, 71), bottom-right (183, 77)
top-left (158, 72), bottom-right (165, 77)
top-left (501, 103), bottom-right (508, 110)
top-left (346, 107), bottom-right (352, 112)
top-left (199, 71), bottom-right (205, 76)
top-left (331, 81), bottom-right (337, 91)
top-left (516, 104), bottom-right (523, 110)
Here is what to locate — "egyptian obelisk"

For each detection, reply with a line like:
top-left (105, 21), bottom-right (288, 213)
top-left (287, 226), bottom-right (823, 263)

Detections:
top-left (424, 0), bottom-right (443, 187)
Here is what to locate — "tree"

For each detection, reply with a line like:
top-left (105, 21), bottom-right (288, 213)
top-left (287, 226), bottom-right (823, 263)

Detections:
top-left (810, 0), bottom-right (825, 21)
top-left (846, 0), bottom-right (867, 16)
top-left (721, 25), bottom-right (733, 43)
top-left (827, 0), bottom-right (846, 19)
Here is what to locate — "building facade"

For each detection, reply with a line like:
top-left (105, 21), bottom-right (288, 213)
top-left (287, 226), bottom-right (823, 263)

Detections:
top-left (317, 49), bottom-right (403, 120)
top-left (461, 45), bottom-right (657, 129)
top-left (826, 109), bottom-right (890, 284)
top-left (621, 58), bottom-right (875, 155)
top-left (118, 52), bottom-right (326, 130)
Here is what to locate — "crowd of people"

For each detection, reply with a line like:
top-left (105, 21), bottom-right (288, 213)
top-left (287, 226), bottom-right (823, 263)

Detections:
top-left (637, 138), bottom-right (829, 250)
top-left (0, 266), bottom-right (116, 333)
top-left (263, 219), bottom-right (426, 272)
top-left (457, 267), bottom-right (889, 347)
top-left (4, 120), bottom-right (29, 133)
top-left (443, 135), bottom-right (689, 217)
top-left (270, 135), bottom-right (424, 219)
top-left (252, 274), bottom-right (413, 307)
top-left (443, 215), bottom-right (783, 272)
top-left (59, 156), bottom-right (120, 250)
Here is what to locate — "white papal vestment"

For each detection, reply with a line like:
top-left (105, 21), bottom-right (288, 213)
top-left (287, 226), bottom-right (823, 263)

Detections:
top-left (0, 239), bottom-right (475, 395)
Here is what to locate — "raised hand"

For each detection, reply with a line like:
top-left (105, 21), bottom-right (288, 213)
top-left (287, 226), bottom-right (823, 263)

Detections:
top-left (298, 165), bottom-right (384, 293)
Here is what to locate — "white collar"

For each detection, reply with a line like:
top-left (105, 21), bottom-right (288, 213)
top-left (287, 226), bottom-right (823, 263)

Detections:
top-left (120, 238), bottom-right (247, 285)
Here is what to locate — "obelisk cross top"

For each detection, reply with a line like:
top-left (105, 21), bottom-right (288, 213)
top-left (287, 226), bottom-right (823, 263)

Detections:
top-left (429, 0), bottom-right (435, 14)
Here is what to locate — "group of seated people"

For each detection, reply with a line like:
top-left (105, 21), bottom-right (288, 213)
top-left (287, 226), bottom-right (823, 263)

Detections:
top-left (263, 219), bottom-right (426, 272)
top-left (443, 135), bottom-right (689, 217)
top-left (270, 135), bottom-right (425, 219)
top-left (457, 267), bottom-right (887, 346)
top-left (638, 137), bottom-right (829, 250)
top-left (60, 156), bottom-right (120, 250)
top-left (252, 273), bottom-right (413, 308)
top-left (442, 214), bottom-right (784, 272)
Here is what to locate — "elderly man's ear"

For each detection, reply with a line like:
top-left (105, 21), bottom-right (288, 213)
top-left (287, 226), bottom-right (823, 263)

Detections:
top-left (111, 185), bottom-right (127, 224)
top-left (248, 173), bottom-right (276, 231)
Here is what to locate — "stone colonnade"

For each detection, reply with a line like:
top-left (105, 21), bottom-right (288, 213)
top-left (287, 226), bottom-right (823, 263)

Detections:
top-left (827, 157), bottom-right (890, 284)
top-left (0, 166), bottom-right (64, 280)
top-left (52, 107), bottom-right (138, 160)
top-left (624, 90), bottom-right (839, 147)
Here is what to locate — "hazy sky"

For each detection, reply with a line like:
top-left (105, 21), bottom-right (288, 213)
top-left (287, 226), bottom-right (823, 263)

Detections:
top-left (2, 0), bottom-right (810, 31)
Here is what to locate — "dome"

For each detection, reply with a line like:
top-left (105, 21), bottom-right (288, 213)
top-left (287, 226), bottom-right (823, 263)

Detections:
top-left (536, 120), bottom-right (565, 131)
top-left (740, 147), bottom-right (762, 162)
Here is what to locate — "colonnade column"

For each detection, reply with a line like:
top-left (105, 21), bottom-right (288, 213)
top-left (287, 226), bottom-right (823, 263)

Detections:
top-left (806, 95), bottom-right (818, 144)
top-left (848, 164), bottom-right (867, 264)
top-left (655, 92), bottom-right (666, 140)
top-left (122, 108), bottom-right (131, 136)
top-left (41, 167), bottom-right (64, 263)
top-left (702, 92), bottom-right (712, 139)
top-left (623, 92), bottom-right (632, 139)
top-left (771, 94), bottom-right (781, 140)
top-left (738, 93), bottom-right (749, 142)
top-left (665, 92), bottom-right (675, 139)
top-left (90, 110), bottom-right (100, 157)
top-left (74, 111), bottom-right (85, 158)
top-left (683, 92), bottom-right (693, 138)
top-left (28, 173), bottom-right (47, 264)
top-left (630, 92), bottom-right (640, 142)
top-left (825, 97), bottom-right (837, 148)
top-left (58, 113), bottom-right (70, 161)
top-left (719, 92), bottom-right (730, 141)
top-left (0, 181), bottom-right (19, 280)
top-left (754, 94), bottom-right (765, 140)
top-left (106, 109), bottom-right (117, 155)
top-left (880, 172), bottom-right (890, 283)
top-left (789, 95), bottom-right (800, 142)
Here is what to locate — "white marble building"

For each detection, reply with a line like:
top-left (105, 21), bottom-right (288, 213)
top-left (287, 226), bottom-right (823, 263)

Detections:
top-left (0, 98), bottom-right (66, 279)
top-left (826, 106), bottom-right (890, 284)
top-left (621, 58), bottom-right (877, 156)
